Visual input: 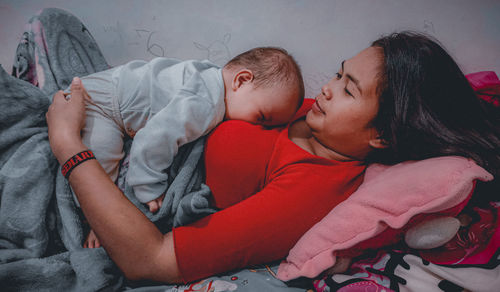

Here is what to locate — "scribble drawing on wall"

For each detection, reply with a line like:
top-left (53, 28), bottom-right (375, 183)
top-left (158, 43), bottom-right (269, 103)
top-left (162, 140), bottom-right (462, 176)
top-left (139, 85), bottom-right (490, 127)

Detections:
top-left (103, 21), bottom-right (125, 47)
top-left (193, 33), bottom-right (232, 65)
top-left (136, 29), bottom-right (166, 57)
top-left (423, 20), bottom-right (435, 34)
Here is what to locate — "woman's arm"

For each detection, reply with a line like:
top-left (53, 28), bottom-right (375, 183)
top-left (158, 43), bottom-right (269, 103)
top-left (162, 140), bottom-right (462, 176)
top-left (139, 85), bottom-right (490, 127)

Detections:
top-left (173, 157), bottom-right (364, 282)
top-left (46, 77), bottom-right (182, 283)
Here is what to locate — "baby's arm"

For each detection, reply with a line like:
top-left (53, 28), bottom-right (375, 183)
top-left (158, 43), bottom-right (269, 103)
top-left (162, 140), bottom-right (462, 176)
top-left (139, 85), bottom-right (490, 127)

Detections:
top-left (127, 95), bottom-right (222, 205)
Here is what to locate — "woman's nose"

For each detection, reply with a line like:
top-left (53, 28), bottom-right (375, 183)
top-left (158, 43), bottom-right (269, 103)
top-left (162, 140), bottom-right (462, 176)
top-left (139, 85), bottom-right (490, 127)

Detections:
top-left (321, 84), bottom-right (333, 100)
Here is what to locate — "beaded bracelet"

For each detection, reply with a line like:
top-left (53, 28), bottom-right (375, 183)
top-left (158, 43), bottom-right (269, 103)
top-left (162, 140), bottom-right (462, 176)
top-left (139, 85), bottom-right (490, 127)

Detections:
top-left (61, 150), bottom-right (96, 179)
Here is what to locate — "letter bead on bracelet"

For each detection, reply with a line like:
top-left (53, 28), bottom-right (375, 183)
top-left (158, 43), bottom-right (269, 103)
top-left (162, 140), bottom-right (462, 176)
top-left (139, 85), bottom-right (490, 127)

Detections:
top-left (61, 150), bottom-right (96, 179)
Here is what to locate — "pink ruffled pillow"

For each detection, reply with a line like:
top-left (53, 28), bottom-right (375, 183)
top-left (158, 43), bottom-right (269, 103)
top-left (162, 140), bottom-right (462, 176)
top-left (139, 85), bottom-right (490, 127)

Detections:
top-left (277, 156), bottom-right (493, 281)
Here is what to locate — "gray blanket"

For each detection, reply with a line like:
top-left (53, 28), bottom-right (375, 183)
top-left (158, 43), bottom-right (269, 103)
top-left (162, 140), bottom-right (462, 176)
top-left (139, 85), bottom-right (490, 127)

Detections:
top-left (0, 62), bottom-right (218, 290)
top-left (0, 7), bottom-right (216, 291)
top-left (0, 8), bottom-right (307, 292)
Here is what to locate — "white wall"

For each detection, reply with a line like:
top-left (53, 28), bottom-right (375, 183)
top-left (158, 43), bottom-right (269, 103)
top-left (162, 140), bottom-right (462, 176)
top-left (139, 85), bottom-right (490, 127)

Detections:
top-left (1, 0), bottom-right (499, 98)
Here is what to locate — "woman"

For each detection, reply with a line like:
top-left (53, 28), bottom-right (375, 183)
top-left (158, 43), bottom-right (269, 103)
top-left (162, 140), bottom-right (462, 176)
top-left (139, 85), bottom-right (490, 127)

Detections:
top-left (46, 32), bottom-right (499, 284)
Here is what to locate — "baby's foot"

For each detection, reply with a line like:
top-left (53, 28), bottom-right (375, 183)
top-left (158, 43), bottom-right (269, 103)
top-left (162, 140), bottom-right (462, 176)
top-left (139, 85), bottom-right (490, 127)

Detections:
top-left (83, 229), bottom-right (101, 248)
top-left (146, 194), bottom-right (165, 213)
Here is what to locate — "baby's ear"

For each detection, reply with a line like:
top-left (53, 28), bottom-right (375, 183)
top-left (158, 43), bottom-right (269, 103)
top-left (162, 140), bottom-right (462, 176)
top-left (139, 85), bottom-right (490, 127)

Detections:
top-left (232, 69), bottom-right (254, 89)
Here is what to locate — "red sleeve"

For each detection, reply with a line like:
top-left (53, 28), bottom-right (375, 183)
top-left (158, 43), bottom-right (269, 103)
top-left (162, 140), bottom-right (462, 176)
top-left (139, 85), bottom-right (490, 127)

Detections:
top-left (173, 161), bottom-right (364, 283)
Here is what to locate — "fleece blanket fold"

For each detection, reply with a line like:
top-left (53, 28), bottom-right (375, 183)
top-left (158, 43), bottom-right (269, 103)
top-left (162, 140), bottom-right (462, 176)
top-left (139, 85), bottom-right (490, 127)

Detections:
top-left (0, 8), bottom-right (216, 291)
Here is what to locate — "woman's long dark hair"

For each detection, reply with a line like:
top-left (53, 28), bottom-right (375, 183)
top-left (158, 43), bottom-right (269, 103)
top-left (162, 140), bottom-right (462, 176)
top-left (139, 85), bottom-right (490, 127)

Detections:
top-left (369, 31), bottom-right (499, 200)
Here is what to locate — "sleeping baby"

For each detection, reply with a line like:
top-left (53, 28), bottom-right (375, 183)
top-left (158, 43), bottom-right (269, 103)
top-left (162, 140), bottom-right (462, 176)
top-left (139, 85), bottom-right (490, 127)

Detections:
top-left (65, 47), bottom-right (304, 247)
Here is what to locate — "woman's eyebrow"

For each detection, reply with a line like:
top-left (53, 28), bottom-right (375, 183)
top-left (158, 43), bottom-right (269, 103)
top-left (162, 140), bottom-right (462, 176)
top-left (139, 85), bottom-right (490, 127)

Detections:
top-left (341, 60), bottom-right (362, 95)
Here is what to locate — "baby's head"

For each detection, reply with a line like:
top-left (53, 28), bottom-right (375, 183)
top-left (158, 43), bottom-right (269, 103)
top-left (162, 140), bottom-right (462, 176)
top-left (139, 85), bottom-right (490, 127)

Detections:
top-left (222, 47), bottom-right (304, 126)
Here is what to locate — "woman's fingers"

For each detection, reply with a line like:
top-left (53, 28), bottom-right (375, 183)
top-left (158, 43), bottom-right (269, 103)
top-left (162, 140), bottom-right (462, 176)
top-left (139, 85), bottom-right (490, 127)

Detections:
top-left (64, 80), bottom-right (92, 102)
top-left (53, 90), bottom-right (68, 103)
top-left (69, 77), bottom-right (85, 102)
top-left (46, 77), bottom-right (88, 163)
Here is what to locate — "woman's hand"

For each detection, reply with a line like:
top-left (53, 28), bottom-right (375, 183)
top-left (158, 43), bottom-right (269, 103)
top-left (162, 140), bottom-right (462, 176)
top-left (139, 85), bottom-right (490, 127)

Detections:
top-left (46, 77), bottom-right (89, 163)
top-left (46, 77), bottom-right (182, 282)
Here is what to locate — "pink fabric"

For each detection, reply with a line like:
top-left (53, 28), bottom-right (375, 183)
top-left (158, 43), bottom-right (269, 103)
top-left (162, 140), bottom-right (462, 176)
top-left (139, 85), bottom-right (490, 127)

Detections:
top-left (277, 156), bottom-right (493, 281)
top-left (419, 204), bottom-right (500, 265)
top-left (466, 71), bottom-right (500, 107)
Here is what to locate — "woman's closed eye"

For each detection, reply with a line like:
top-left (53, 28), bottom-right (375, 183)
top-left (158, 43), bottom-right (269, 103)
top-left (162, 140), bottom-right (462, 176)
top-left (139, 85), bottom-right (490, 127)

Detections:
top-left (344, 87), bottom-right (353, 97)
top-left (335, 72), bottom-right (354, 97)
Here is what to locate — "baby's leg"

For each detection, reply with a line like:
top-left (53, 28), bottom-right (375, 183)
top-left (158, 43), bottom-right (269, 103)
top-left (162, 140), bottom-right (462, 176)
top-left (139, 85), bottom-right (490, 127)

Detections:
top-left (82, 104), bottom-right (125, 184)
top-left (78, 74), bottom-right (124, 248)
top-left (79, 70), bottom-right (125, 186)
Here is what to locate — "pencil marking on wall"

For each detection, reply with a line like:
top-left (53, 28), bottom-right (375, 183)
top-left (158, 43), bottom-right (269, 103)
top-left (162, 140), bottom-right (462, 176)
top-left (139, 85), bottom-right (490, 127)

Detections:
top-left (102, 21), bottom-right (125, 46)
top-left (136, 29), bottom-right (166, 57)
top-left (193, 33), bottom-right (232, 64)
top-left (423, 20), bottom-right (435, 34)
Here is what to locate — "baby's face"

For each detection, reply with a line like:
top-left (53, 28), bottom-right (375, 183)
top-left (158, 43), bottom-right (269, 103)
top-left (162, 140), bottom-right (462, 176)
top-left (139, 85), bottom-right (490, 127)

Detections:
top-left (225, 84), bottom-right (300, 126)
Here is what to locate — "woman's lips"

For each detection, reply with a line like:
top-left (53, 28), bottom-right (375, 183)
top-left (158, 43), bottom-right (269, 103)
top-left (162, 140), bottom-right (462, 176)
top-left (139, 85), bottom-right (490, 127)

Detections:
top-left (312, 98), bottom-right (325, 114)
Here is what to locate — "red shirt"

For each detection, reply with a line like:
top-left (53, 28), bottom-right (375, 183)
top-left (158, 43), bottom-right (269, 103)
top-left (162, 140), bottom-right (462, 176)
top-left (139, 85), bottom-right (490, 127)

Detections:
top-left (173, 101), bottom-right (366, 283)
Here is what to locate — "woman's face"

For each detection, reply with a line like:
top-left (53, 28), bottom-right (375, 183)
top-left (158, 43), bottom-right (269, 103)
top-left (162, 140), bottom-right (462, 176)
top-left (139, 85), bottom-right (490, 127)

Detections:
top-left (306, 46), bottom-right (385, 160)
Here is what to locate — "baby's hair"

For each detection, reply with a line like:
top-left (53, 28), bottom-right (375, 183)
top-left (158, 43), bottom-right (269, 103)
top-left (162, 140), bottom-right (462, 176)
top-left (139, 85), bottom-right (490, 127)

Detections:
top-left (224, 47), bottom-right (305, 103)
